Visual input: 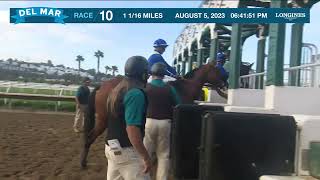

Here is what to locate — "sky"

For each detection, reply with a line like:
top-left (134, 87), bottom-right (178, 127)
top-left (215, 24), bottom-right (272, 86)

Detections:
top-left (0, 1), bottom-right (319, 74)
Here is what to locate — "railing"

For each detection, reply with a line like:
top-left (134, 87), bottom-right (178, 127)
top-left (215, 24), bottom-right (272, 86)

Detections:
top-left (284, 62), bottom-right (320, 87)
top-left (0, 92), bottom-right (74, 102)
top-left (0, 82), bottom-right (79, 111)
top-left (239, 62), bottom-right (320, 89)
top-left (240, 43), bottom-right (320, 89)
top-left (0, 92), bottom-right (75, 111)
top-left (0, 81), bottom-right (80, 91)
top-left (239, 72), bottom-right (266, 89)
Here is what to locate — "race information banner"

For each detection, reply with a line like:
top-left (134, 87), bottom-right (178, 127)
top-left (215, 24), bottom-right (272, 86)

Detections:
top-left (10, 7), bottom-right (309, 24)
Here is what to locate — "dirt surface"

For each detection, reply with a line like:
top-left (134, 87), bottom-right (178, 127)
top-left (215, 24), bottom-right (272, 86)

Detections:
top-left (0, 111), bottom-right (108, 180)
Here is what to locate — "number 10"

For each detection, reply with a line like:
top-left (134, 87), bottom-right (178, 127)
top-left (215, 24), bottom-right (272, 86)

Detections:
top-left (100, 10), bottom-right (113, 21)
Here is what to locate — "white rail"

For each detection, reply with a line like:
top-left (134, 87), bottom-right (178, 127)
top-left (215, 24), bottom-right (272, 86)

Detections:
top-left (239, 72), bottom-right (266, 78)
top-left (284, 62), bottom-right (320, 71)
top-left (0, 81), bottom-right (94, 111)
top-left (239, 62), bottom-right (320, 89)
top-left (0, 81), bottom-right (94, 93)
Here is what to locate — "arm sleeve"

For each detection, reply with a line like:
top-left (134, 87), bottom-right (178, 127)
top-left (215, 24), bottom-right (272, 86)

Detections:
top-left (148, 54), bottom-right (160, 74)
top-left (161, 57), bottom-right (177, 76)
top-left (124, 89), bottom-right (146, 126)
top-left (148, 54), bottom-right (177, 76)
top-left (217, 65), bottom-right (229, 79)
top-left (76, 87), bottom-right (81, 97)
top-left (221, 67), bottom-right (229, 79)
top-left (147, 60), bottom-right (154, 74)
top-left (170, 86), bottom-right (181, 105)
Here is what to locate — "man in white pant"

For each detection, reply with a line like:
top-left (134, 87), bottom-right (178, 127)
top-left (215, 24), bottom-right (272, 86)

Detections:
top-left (144, 63), bottom-right (181, 180)
top-left (74, 77), bottom-right (91, 133)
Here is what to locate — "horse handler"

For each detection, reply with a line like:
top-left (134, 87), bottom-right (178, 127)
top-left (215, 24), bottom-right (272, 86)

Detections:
top-left (144, 63), bottom-right (181, 180)
top-left (105, 56), bottom-right (152, 180)
top-left (74, 77), bottom-right (91, 133)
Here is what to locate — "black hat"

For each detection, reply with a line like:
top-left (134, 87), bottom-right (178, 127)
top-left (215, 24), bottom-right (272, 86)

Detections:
top-left (151, 62), bottom-right (166, 77)
top-left (125, 56), bottom-right (148, 82)
top-left (83, 77), bottom-right (91, 83)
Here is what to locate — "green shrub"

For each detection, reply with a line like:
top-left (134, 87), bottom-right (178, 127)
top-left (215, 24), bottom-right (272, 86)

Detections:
top-left (0, 87), bottom-right (77, 112)
top-left (58, 102), bottom-right (76, 112)
top-left (0, 87), bottom-right (8, 92)
top-left (0, 99), bottom-right (5, 106)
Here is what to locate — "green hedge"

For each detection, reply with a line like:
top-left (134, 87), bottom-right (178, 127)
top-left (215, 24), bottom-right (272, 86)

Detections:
top-left (0, 87), bottom-right (77, 112)
top-left (0, 99), bottom-right (5, 106)
top-left (0, 98), bottom-right (76, 112)
top-left (0, 87), bottom-right (7, 92)
top-left (0, 87), bottom-right (76, 96)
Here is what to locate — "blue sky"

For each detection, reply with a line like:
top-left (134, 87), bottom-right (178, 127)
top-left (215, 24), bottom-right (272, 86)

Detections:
top-left (0, 1), bottom-right (319, 74)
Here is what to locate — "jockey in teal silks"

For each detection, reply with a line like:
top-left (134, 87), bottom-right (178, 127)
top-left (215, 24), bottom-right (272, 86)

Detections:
top-left (147, 39), bottom-right (177, 81)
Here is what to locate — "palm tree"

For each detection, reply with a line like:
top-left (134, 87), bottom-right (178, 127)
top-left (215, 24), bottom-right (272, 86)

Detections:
top-left (7, 58), bottom-right (13, 64)
top-left (105, 65), bottom-right (112, 75)
top-left (75, 55), bottom-right (85, 77)
top-left (87, 68), bottom-right (96, 77)
top-left (7, 58), bottom-right (13, 70)
top-left (17, 61), bottom-right (22, 71)
top-left (111, 66), bottom-right (119, 76)
top-left (47, 60), bottom-right (53, 67)
top-left (94, 50), bottom-right (104, 74)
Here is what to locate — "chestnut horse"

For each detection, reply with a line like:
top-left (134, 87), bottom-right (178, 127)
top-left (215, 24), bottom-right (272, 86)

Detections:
top-left (80, 62), bottom-right (226, 168)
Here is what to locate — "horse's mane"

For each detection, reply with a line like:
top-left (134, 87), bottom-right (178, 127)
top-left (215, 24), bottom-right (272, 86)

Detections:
top-left (168, 79), bottom-right (185, 96)
top-left (169, 67), bottom-right (202, 95)
top-left (183, 67), bottom-right (200, 79)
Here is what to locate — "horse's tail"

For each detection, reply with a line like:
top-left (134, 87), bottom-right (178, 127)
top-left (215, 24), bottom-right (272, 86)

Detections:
top-left (81, 85), bottom-right (100, 168)
top-left (84, 85), bottom-right (100, 136)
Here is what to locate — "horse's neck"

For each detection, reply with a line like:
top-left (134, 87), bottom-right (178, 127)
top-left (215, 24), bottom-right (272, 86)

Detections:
top-left (191, 68), bottom-right (208, 87)
top-left (187, 68), bottom-right (208, 99)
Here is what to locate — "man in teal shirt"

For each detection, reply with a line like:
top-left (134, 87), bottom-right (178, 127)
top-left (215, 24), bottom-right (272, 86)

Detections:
top-left (74, 77), bottom-right (91, 133)
top-left (144, 62), bottom-right (180, 180)
top-left (124, 88), bottom-right (146, 125)
top-left (147, 79), bottom-right (180, 105)
top-left (105, 56), bottom-right (152, 180)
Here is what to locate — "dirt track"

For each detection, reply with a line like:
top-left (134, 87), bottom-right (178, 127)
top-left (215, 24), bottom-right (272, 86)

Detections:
top-left (0, 111), bottom-right (107, 180)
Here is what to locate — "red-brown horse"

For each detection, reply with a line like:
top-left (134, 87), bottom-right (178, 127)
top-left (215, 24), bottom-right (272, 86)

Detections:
top-left (80, 62), bottom-right (226, 168)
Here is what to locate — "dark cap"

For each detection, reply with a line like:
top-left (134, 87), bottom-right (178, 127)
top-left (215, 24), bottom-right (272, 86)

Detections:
top-left (83, 77), bottom-right (91, 83)
top-left (151, 62), bottom-right (166, 77)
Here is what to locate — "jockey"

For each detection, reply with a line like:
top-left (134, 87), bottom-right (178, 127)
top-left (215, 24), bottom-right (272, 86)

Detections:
top-left (148, 39), bottom-right (177, 79)
top-left (216, 52), bottom-right (229, 84)
top-left (144, 62), bottom-right (181, 180)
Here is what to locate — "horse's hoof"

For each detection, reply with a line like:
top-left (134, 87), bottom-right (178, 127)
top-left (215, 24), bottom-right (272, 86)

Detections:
top-left (80, 161), bottom-right (87, 169)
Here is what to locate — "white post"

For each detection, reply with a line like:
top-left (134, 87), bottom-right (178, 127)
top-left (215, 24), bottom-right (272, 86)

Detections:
top-left (315, 54), bottom-right (320, 88)
top-left (58, 89), bottom-right (63, 107)
top-left (4, 86), bottom-right (11, 105)
top-left (303, 43), bottom-right (319, 87)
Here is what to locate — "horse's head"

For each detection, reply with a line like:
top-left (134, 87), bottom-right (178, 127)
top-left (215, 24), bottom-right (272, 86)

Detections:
top-left (173, 62), bottom-right (228, 102)
top-left (202, 61), bottom-right (228, 89)
top-left (240, 62), bottom-right (254, 76)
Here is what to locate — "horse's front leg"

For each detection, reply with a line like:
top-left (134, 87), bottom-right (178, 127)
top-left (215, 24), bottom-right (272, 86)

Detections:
top-left (80, 110), bottom-right (95, 169)
top-left (80, 132), bottom-right (90, 168)
top-left (80, 116), bottom-right (107, 169)
top-left (80, 97), bottom-right (107, 168)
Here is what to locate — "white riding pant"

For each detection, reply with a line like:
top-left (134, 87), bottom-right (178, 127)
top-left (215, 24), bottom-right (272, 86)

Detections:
top-left (73, 104), bottom-right (87, 130)
top-left (105, 144), bottom-right (151, 180)
top-left (143, 118), bottom-right (171, 180)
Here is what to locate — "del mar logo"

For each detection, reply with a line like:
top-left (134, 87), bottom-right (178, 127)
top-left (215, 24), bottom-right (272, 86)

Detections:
top-left (11, 7), bottom-right (68, 24)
